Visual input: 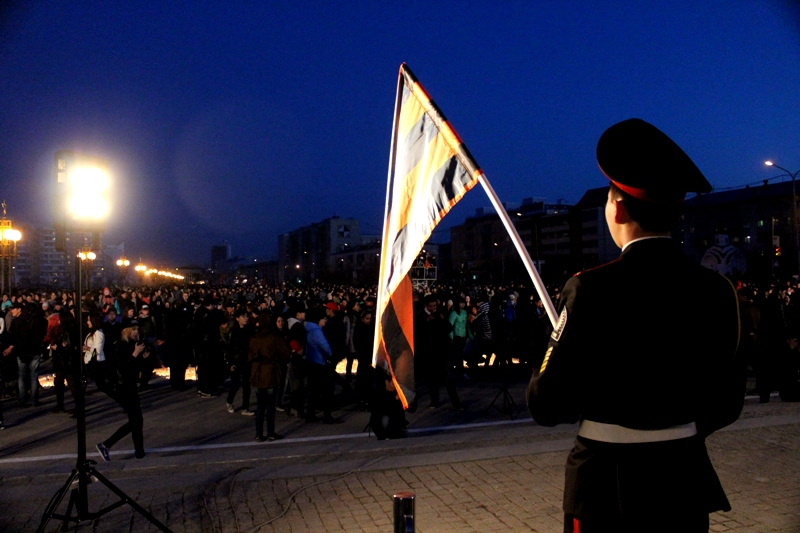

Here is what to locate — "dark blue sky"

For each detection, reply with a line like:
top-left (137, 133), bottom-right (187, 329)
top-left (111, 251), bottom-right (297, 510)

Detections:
top-left (1, 1), bottom-right (799, 267)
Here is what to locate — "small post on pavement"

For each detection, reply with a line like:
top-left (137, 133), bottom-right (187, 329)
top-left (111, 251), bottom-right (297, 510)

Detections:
top-left (393, 491), bottom-right (415, 533)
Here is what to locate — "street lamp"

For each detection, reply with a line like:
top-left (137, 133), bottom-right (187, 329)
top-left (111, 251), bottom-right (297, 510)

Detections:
top-left (135, 260), bottom-right (147, 285)
top-left (0, 201), bottom-right (22, 294)
top-left (765, 161), bottom-right (800, 275)
top-left (116, 256), bottom-right (130, 285)
top-left (40, 155), bottom-right (170, 531)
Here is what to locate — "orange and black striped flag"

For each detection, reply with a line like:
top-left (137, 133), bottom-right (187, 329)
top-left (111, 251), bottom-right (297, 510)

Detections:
top-left (373, 63), bottom-right (483, 409)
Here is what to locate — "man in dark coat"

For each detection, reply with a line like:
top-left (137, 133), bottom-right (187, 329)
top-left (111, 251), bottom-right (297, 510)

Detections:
top-left (415, 294), bottom-right (462, 410)
top-left (225, 308), bottom-right (255, 414)
top-left (527, 118), bottom-right (744, 532)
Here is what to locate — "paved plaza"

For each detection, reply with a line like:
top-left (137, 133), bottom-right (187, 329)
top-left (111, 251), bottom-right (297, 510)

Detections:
top-left (1, 369), bottom-right (799, 532)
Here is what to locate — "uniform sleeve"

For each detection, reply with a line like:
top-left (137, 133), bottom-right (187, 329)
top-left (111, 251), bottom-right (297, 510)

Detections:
top-left (526, 276), bottom-right (583, 427)
top-left (696, 275), bottom-right (745, 437)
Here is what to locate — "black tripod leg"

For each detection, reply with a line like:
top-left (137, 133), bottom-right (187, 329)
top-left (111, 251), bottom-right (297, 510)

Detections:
top-left (88, 467), bottom-right (173, 533)
top-left (60, 489), bottom-right (78, 532)
top-left (483, 386), bottom-right (506, 415)
top-left (502, 387), bottom-right (518, 420)
top-left (35, 469), bottom-right (78, 533)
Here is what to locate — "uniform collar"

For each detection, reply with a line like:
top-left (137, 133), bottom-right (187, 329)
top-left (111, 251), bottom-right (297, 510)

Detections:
top-left (621, 235), bottom-right (672, 253)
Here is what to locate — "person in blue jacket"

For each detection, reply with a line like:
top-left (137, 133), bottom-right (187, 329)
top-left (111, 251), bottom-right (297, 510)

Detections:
top-left (304, 308), bottom-right (343, 424)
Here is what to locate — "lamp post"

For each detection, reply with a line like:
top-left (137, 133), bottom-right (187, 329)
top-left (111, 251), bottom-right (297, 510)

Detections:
top-left (765, 161), bottom-right (800, 275)
top-left (38, 154), bottom-right (172, 532)
top-left (0, 201), bottom-right (22, 294)
top-left (116, 256), bottom-right (130, 285)
top-left (135, 260), bottom-right (147, 286)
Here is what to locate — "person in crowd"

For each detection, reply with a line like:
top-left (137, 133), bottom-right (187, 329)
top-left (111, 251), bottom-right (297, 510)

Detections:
top-left (167, 292), bottom-right (194, 391)
top-left (352, 309), bottom-right (375, 409)
top-left (49, 310), bottom-right (80, 414)
top-left (368, 366), bottom-right (408, 440)
top-left (323, 301), bottom-right (352, 398)
top-left (96, 324), bottom-right (150, 461)
top-left (272, 314), bottom-right (289, 412)
top-left (226, 308), bottom-right (255, 415)
top-left (778, 330), bottom-right (800, 401)
top-left (304, 308), bottom-right (343, 424)
top-left (136, 304), bottom-right (158, 387)
top-left (286, 306), bottom-right (307, 418)
top-left (3, 302), bottom-right (46, 407)
top-left (342, 299), bottom-right (358, 383)
top-left (249, 312), bottom-right (291, 441)
top-left (121, 307), bottom-right (137, 329)
top-left (415, 294), bottom-right (463, 411)
top-left (448, 297), bottom-right (469, 377)
top-left (83, 312), bottom-right (111, 394)
top-left (193, 297), bottom-right (216, 397)
top-left (470, 294), bottom-right (493, 372)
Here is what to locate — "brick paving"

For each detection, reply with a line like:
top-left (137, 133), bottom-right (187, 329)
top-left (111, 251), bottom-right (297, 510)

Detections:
top-left (1, 373), bottom-right (799, 532)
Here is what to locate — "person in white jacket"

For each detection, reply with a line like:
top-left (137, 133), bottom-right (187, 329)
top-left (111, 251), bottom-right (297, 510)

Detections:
top-left (83, 312), bottom-right (111, 394)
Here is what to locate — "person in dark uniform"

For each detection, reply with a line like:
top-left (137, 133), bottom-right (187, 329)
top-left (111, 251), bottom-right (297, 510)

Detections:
top-left (527, 118), bottom-right (745, 533)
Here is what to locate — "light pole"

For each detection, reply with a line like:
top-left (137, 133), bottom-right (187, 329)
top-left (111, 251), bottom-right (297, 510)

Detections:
top-left (0, 201), bottom-right (22, 294)
top-left (39, 154), bottom-right (172, 532)
top-left (135, 260), bottom-right (147, 286)
top-left (116, 256), bottom-right (130, 285)
top-left (765, 161), bottom-right (800, 276)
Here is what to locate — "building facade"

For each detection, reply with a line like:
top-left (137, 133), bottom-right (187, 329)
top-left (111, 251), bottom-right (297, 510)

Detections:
top-left (278, 216), bottom-right (362, 283)
top-left (681, 180), bottom-right (800, 280)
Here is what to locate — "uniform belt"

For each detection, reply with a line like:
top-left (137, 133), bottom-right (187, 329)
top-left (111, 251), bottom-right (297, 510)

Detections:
top-left (578, 420), bottom-right (697, 443)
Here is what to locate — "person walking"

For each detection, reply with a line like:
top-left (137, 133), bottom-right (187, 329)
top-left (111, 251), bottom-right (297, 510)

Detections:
top-left (96, 324), bottom-right (150, 460)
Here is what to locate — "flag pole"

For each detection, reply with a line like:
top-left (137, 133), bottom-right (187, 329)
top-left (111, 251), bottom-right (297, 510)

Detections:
top-left (478, 174), bottom-right (559, 327)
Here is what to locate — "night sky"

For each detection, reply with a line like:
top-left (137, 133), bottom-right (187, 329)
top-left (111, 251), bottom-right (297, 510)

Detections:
top-left (1, 1), bottom-right (799, 267)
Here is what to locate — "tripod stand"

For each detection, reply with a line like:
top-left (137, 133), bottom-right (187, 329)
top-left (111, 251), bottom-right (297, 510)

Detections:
top-left (37, 459), bottom-right (171, 532)
top-left (483, 353), bottom-right (518, 420)
top-left (37, 254), bottom-right (173, 533)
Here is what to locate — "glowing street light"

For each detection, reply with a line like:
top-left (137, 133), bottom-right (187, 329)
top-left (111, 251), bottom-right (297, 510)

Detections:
top-left (116, 256), bottom-right (130, 285)
top-left (764, 160), bottom-right (800, 274)
top-left (0, 201), bottom-right (22, 293)
top-left (135, 260), bottom-right (147, 285)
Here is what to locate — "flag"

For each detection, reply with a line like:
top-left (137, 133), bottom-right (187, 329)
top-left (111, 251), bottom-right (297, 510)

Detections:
top-left (373, 63), bottom-right (483, 409)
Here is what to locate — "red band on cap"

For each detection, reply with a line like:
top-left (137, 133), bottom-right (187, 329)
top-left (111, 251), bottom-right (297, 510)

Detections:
top-left (599, 164), bottom-right (685, 204)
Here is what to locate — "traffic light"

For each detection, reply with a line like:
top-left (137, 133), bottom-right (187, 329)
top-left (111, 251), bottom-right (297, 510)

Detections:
top-left (775, 246), bottom-right (782, 257)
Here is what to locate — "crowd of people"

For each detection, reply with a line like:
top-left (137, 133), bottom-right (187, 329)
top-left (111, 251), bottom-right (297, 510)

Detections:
top-left (0, 275), bottom-right (798, 442)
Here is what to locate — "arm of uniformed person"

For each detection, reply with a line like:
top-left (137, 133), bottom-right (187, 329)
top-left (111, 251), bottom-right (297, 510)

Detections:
top-left (526, 276), bottom-right (582, 426)
top-left (694, 275), bottom-right (745, 438)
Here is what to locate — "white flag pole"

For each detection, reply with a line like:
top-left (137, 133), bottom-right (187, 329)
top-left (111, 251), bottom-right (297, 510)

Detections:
top-left (478, 174), bottom-right (559, 327)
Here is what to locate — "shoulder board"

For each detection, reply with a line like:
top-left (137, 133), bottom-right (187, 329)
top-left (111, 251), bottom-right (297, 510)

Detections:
top-left (573, 256), bottom-right (622, 277)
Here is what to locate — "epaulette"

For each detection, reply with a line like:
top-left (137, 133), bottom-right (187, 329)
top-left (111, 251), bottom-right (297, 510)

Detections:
top-left (573, 256), bottom-right (622, 277)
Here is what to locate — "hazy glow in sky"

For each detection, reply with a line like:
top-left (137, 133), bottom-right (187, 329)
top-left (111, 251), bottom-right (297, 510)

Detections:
top-left (1, 1), bottom-right (799, 265)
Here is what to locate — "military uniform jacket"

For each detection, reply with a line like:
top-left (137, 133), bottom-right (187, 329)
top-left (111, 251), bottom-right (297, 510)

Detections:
top-left (527, 238), bottom-right (744, 519)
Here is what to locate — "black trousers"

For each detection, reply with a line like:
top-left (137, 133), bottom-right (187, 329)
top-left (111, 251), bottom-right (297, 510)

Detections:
top-left (169, 343), bottom-right (191, 391)
top-left (451, 336), bottom-right (467, 372)
top-left (255, 387), bottom-right (277, 438)
top-left (428, 369), bottom-right (461, 407)
top-left (226, 365), bottom-right (251, 409)
top-left (306, 363), bottom-right (334, 419)
top-left (54, 370), bottom-right (77, 409)
top-left (104, 388), bottom-right (144, 457)
top-left (564, 512), bottom-right (709, 532)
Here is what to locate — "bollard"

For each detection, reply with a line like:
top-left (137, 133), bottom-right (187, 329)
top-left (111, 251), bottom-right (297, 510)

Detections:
top-left (393, 491), bottom-right (415, 533)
